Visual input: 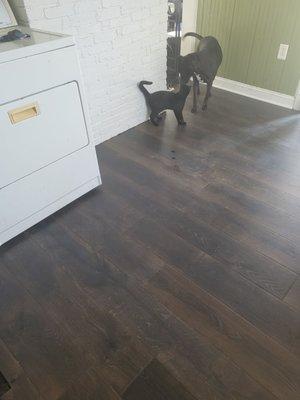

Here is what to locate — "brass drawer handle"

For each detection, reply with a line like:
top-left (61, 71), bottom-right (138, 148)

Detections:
top-left (8, 103), bottom-right (40, 124)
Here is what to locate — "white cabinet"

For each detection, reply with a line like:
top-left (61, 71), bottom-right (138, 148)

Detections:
top-left (1, 82), bottom-right (89, 188)
top-left (0, 27), bottom-right (101, 245)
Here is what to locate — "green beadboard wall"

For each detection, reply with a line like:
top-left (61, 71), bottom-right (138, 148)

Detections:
top-left (197, 0), bottom-right (300, 96)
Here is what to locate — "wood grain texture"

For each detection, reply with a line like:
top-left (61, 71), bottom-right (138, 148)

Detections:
top-left (0, 89), bottom-right (299, 399)
top-left (0, 371), bottom-right (10, 397)
top-left (123, 359), bottom-right (197, 400)
top-left (284, 278), bottom-right (300, 311)
top-left (0, 338), bottom-right (40, 400)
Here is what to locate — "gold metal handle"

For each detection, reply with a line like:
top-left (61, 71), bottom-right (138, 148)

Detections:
top-left (8, 103), bottom-right (40, 124)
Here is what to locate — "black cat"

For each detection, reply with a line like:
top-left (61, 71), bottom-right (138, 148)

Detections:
top-left (138, 81), bottom-right (191, 126)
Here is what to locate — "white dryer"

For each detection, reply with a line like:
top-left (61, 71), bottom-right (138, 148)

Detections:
top-left (0, 26), bottom-right (101, 245)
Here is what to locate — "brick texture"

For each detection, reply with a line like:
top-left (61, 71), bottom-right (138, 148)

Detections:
top-left (9, 0), bottom-right (167, 143)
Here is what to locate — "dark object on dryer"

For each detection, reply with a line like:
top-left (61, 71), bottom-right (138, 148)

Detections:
top-left (0, 29), bottom-right (30, 43)
top-left (179, 32), bottom-right (223, 112)
top-left (138, 80), bottom-right (191, 126)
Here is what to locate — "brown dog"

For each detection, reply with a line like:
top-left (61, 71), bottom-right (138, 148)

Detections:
top-left (179, 32), bottom-right (223, 112)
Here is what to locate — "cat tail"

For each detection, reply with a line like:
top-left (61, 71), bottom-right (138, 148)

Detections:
top-left (138, 81), bottom-right (153, 100)
top-left (183, 32), bottom-right (204, 41)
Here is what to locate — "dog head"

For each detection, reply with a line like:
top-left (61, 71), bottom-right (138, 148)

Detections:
top-left (178, 56), bottom-right (193, 84)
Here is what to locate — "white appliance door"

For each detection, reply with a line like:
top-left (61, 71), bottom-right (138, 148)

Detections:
top-left (0, 82), bottom-right (89, 189)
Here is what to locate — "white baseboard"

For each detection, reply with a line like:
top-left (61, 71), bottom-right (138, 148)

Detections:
top-left (294, 95), bottom-right (300, 111)
top-left (293, 81), bottom-right (300, 111)
top-left (213, 76), bottom-right (295, 110)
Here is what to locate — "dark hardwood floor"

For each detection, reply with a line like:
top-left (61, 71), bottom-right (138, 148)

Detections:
top-left (0, 88), bottom-right (300, 400)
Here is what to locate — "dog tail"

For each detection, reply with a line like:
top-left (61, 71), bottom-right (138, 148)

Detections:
top-left (183, 32), bottom-right (204, 41)
top-left (138, 81), bottom-right (152, 100)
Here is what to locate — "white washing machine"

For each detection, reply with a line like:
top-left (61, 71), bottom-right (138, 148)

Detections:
top-left (0, 26), bottom-right (102, 245)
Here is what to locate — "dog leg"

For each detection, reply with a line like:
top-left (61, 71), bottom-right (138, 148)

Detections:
top-left (202, 82), bottom-right (212, 111)
top-left (196, 79), bottom-right (201, 97)
top-left (191, 75), bottom-right (198, 113)
top-left (174, 110), bottom-right (186, 125)
top-left (193, 73), bottom-right (200, 96)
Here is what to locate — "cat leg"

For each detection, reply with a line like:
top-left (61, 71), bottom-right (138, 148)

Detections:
top-left (174, 110), bottom-right (186, 125)
top-left (202, 81), bottom-right (212, 111)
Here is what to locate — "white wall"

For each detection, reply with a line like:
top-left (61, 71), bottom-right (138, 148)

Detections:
top-left (9, 0), bottom-right (167, 144)
top-left (181, 0), bottom-right (198, 56)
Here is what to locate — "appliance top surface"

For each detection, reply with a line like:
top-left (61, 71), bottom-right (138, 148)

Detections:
top-left (0, 26), bottom-right (74, 58)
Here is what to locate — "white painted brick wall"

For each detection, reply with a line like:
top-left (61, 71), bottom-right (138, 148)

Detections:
top-left (9, 0), bottom-right (167, 143)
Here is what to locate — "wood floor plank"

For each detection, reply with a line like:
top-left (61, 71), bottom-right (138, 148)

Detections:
top-left (45, 187), bottom-right (143, 254)
top-left (104, 138), bottom-right (300, 273)
top-left (209, 148), bottom-right (300, 199)
top-left (235, 139), bottom-right (300, 178)
top-left (1, 233), bottom-right (131, 360)
top-left (139, 119), bottom-right (300, 218)
top-left (33, 217), bottom-right (280, 400)
top-left (200, 183), bottom-right (300, 242)
top-left (0, 257), bottom-right (83, 400)
top-left (137, 116), bottom-right (239, 155)
top-left (0, 222), bottom-right (160, 398)
top-left (0, 372), bottom-right (10, 397)
top-left (1, 223), bottom-right (154, 399)
top-left (0, 339), bottom-right (44, 400)
top-left (123, 359), bottom-right (197, 400)
top-left (132, 104), bottom-right (300, 204)
top-left (144, 265), bottom-right (300, 400)
top-left (58, 367), bottom-right (121, 400)
top-left (103, 140), bottom-right (206, 208)
top-left (30, 221), bottom-right (170, 394)
top-left (109, 135), bottom-right (300, 247)
top-left (0, 340), bottom-right (16, 393)
top-left (105, 135), bottom-right (208, 198)
top-left (105, 270), bottom-right (278, 400)
top-left (127, 216), bottom-right (300, 355)
top-left (185, 90), bottom-right (300, 155)
top-left (156, 351), bottom-right (227, 400)
top-left (208, 167), bottom-right (300, 218)
top-left (100, 146), bottom-right (296, 296)
top-left (0, 338), bottom-right (41, 400)
top-left (113, 126), bottom-right (211, 175)
top-left (59, 196), bottom-right (295, 400)
top-left (0, 375), bottom-right (40, 400)
top-left (164, 98), bottom-right (299, 196)
top-left (284, 278), bottom-right (300, 311)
